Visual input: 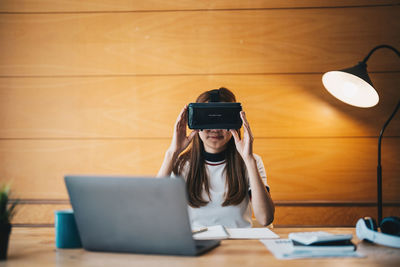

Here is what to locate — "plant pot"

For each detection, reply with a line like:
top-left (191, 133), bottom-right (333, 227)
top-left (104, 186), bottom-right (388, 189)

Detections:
top-left (0, 223), bottom-right (11, 260)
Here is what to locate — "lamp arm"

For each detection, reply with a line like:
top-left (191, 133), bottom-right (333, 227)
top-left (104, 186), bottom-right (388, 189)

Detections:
top-left (377, 99), bottom-right (400, 225)
top-left (362, 45), bottom-right (400, 64)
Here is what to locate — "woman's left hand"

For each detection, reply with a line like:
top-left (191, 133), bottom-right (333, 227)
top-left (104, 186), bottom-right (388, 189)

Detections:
top-left (230, 111), bottom-right (255, 162)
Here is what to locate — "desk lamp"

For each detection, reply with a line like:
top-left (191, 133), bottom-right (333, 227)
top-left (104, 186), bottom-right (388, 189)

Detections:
top-left (322, 44), bottom-right (400, 225)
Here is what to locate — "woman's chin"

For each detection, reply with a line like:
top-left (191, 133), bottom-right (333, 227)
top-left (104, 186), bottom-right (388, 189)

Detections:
top-left (205, 142), bottom-right (227, 152)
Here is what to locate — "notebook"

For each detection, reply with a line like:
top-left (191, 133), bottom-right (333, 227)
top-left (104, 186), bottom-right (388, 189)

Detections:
top-left (65, 175), bottom-right (220, 256)
top-left (291, 240), bottom-right (356, 252)
top-left (193, 225), bottom-right (279, 240)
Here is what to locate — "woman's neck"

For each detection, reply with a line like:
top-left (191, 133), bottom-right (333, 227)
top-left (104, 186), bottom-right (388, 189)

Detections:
top-left (202, 150), bottom-right (226, 162)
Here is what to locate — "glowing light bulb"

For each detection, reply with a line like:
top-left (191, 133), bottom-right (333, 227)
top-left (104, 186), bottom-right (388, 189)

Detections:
top-left (342, 81), bottom-right (358, 99)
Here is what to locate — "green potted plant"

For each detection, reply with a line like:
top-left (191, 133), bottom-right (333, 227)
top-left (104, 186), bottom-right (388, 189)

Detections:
top-left (0, 184), bottom-right (18, 260)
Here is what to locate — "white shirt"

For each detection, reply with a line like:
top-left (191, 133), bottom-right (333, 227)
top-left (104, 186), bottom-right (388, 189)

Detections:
top-left (173, 154), bottom-right (268, 228)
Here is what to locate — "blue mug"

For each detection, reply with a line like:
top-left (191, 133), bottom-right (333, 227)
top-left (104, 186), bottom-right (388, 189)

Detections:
top-left (54, 210), bottom-right (82, 249)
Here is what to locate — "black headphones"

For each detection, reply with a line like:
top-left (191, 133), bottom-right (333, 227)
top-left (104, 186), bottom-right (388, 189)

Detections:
top-left (356, 216), bottom-right (400, 248)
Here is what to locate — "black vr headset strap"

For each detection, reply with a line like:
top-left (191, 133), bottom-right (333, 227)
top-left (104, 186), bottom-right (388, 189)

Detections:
top-left (209, 89), bottom-right (220, 102)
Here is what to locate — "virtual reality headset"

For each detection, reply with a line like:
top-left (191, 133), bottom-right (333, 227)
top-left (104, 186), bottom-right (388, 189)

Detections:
top-left (187, 102), bottom-right (242, 130)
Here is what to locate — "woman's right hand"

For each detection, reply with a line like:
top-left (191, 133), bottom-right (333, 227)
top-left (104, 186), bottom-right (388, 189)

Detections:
top-left (157, 105), bottom-right (197, 177)
top-left (168, 105), bottom-right (198, 157)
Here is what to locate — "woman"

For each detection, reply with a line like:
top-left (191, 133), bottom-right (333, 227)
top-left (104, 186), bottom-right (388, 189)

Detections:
top-left (157, 88), bottom-right (274, 228)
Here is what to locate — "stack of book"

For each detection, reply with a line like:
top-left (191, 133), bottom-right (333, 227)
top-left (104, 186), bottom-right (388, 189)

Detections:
top-left (262, 231), bottom-right (363, 259)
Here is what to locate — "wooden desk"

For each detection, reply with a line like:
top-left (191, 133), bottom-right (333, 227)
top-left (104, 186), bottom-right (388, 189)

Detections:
top-left (2, 227), bottom-right (400, 267)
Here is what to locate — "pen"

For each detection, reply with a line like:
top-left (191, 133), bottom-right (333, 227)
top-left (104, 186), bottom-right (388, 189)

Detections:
top-left (192, 227), bottom-right (208, 235)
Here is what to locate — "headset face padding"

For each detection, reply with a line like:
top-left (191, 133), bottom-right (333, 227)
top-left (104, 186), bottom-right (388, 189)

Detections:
top-left (380, 216), bottom-right (400, 236)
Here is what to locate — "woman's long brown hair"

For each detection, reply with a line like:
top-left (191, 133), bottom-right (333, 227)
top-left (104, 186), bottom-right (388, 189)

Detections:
top-left (173, 87), bottom-right (248, 208)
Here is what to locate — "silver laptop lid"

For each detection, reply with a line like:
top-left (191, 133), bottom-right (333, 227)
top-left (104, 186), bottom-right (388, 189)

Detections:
top-left (65, 175), bottom-right (200, 256)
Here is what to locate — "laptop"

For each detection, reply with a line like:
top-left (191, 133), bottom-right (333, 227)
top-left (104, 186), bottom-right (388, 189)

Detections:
top-left (64, 175), bottom-right (220, 256)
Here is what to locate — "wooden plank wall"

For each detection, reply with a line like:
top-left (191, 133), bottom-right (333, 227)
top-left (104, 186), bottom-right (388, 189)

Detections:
top-left (1, 0), bottom-right (400, 227)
